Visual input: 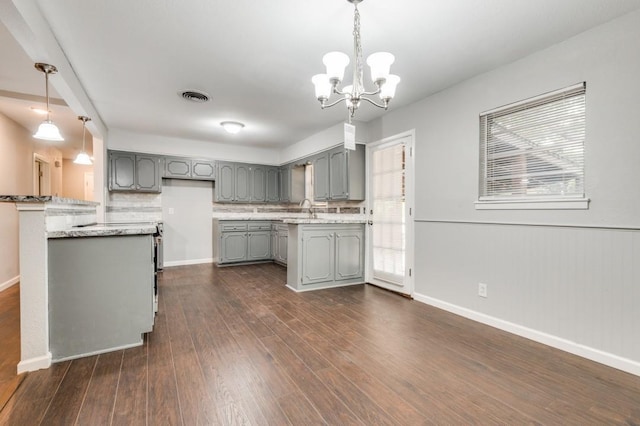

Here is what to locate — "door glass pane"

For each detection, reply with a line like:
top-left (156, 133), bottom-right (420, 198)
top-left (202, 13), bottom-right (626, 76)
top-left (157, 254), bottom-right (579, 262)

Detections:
top-left (372, 143), bottom-right (405, 285)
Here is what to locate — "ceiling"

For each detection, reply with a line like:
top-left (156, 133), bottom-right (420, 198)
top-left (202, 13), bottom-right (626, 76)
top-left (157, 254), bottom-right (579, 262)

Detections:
top-left (2, 0), bottom-right (640, 158)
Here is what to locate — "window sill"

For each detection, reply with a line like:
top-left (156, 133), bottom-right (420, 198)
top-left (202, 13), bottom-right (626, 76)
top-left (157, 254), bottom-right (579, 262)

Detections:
top-left (474, 198), bottom-right (590, 210)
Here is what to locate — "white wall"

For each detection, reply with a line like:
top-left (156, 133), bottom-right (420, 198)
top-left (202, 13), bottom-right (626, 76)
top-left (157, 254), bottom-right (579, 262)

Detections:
top-left (161, 179), bottom-right (214, 266)
top-left (108, 128), bottom-right (280, 165)
top-left (367, 10), bottom-right (640, 374)
top-left (0, 112), bottom-right (63, 291)
top-left (279, 120), bottom-right (371, 164)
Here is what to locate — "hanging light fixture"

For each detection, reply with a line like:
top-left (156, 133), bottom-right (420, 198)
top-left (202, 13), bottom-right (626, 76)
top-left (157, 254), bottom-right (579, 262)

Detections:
top-left (73, 116), bottom-right (92, 165)
top-left (33, 63), bottom-right (64, 141)
top-left (312, 0), bottom-right (400, 123)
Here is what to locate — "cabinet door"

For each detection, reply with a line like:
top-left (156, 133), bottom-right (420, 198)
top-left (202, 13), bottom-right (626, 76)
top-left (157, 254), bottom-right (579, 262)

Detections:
top-left (277, 232), bottom-right (288, 265)
top-left (192, 160), bottom-right (216, 180)
top-left (313, 153), bottom-right (329, 201)
top-left (220, 232), bottom-right (247, 263)
top-left (216, 162), bottom-right (235, 202)
top-left (109, 152), bottom-right (136, 191)
top-left (271, 228), bottom-right (278, 260)
top-left (279, 167), bottom-right (290, 202)
top-left (235, 164), bottom-right (251, 202)
top-left (164, 157), bottom-right (191, 179)
top-left (301, 230), bottom-right (334, 284)
top-left (250, 165), bottom-right (266, 202)
top-left (329, 147), bottom-right (348, 200)
top-left (247, 231), bottom-right (271, 260)
top-left (266, 167), bottom-right (280, 202)
top-left (135, 155), bottom-right (161, 192)
top-left (335, 228), bottom-right (364, 281)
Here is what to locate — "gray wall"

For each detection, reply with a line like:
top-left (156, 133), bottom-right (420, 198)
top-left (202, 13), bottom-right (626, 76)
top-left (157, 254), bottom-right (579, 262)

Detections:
top-left (161, 179), bottom-right (214, 266)
top-left (368, 10), bottom-right (640, 372)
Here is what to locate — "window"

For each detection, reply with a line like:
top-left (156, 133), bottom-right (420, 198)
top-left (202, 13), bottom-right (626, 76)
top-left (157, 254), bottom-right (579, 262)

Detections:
top-left (477, 82), bottom-right (588, 210)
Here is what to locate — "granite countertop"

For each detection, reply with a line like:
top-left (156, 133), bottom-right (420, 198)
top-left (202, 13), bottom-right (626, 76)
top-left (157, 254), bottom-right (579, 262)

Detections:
top-left (213, 214), bottom-right (365, 224)
top-left (47, 223), bottom-right (157, 239)
top-left (282, 218), bottom-right (366, 224)
top-left (0, 195), bottom-right (100, 206)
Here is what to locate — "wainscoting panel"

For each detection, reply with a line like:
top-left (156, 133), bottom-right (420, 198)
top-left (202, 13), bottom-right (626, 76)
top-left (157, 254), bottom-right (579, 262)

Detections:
top-left (414, 221), bottom-right (640, 372)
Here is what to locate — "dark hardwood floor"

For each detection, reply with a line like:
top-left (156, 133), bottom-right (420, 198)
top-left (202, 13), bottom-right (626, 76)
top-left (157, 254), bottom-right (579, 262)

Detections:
top-left (1, 263), bottom-right (639, 425)
top-left (0, 284), bottom-right (23, 413)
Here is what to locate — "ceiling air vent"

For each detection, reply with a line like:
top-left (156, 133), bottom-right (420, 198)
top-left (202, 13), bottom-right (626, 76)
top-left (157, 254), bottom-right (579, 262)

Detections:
top-left (180, 90), bottom-right (211, 103)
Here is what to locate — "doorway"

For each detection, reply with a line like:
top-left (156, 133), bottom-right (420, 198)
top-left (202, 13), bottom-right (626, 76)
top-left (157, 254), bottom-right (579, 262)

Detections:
top-left (366, 131), bottom-right (415, 296)
top-left (33, 154), bottom-right (51, 196)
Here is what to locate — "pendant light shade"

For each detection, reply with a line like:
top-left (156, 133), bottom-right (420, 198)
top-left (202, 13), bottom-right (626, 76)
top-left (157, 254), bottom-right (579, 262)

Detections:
top-left (33, 63), bottom-right (64, 141)
top-left (34, 120), bottom-right (65, 141)
top-left (73, 116), bottom-right (92, 165)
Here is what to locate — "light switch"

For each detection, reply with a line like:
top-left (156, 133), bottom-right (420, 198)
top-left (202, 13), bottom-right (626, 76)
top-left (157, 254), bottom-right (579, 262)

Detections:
top-left (168, 208), bottom-right (174, 215)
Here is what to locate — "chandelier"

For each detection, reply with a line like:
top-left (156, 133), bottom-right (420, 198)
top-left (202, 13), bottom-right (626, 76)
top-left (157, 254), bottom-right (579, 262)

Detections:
top-left (312, 0), bottom-right (400, 122)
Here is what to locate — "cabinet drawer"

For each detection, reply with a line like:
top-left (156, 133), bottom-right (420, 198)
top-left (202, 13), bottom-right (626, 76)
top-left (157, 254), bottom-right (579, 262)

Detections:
top-left (220, 223), bottom-right (248, 232)
top-left (248, 222), bottom-right (272, 231)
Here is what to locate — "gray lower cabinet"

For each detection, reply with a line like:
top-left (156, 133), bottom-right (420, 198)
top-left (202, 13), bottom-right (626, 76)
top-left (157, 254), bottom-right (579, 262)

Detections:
top-left (272, 223), bottom-right (288, 265)
top-left (109, 151), bottom-right (162, 193)
top-left (48, 235), bottom-right (154, 361)
top-left (215, 220), bottom-right (274, 264)
top-left (287, 223), bottom-right (365, 291)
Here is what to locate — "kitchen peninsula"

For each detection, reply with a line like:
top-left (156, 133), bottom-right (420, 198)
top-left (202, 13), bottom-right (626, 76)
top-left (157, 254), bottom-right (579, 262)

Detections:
top-left (0, 196), bottom-right (157, 372)
top-left (213, 215), bottom-right (366, 292)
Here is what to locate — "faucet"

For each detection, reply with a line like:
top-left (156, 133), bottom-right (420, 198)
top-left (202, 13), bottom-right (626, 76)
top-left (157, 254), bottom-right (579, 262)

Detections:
top-left (299, 198), bottom-right (315, 219)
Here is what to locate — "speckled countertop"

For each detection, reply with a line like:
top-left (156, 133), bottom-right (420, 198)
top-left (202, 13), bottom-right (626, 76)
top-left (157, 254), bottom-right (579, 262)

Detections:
top-left (0, 195), bottom-right (99, 206)
top-left (213, 214), bottom-right (365, 224)
top-left (47, 223), bottom-right (157, 239)
top-left (282, 218), bottom-right (366, 224)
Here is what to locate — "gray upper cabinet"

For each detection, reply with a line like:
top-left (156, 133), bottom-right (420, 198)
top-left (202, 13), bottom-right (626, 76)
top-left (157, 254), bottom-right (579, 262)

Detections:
top-left (109, 151), bottom-right (161, 193)
top-left (319, 144), bottom-right (366, 201)
top-left (215, 162), bottom-right (283, 203)
top-left (279, 166), bottom-right (291, 203)
top-left (164, 157), bottom-right (216, 180)
top-left (216, 162), bottom-right (235, 202)
top-left (313, 152), bottom-right (330, 201)
top-left (164, 157), bottom-right (191, 179)
top-left (235, 163), bottom-right (251, 202)
top-left (191, 160), bottom-right (216, 180)
top-left (250, 165), bottom-right (266, 202)
top-left (266, 167), bottom-right (279, 202)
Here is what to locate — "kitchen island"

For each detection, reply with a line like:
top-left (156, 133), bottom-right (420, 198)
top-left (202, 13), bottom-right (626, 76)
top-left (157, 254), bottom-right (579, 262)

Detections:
top-left (0, 196), bottom-right (156, 372)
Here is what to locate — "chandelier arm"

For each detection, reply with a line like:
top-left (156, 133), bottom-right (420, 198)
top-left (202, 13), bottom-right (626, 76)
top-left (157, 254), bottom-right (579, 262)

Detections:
top-left (360, 96), bottom-right (388, 109)
top-left (360, 87), bottom-right (381, 97)
top-left (321, 98), bottom-right (349, 109)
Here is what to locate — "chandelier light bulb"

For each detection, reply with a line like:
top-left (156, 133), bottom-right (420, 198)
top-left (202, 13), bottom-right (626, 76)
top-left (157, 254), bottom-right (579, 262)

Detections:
top-left (323, 51), bottom-right (350, 83)
top-left (312, 74), bottom-right (332, 100)
top-left (366, 52), bottom-right (395, 84)
top-left (380, 74), bottom-right (401, 100)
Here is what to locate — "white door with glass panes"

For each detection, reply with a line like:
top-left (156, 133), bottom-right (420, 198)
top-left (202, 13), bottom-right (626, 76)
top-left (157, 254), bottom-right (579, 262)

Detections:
top-left (366, 132), bottom-right (414, 296)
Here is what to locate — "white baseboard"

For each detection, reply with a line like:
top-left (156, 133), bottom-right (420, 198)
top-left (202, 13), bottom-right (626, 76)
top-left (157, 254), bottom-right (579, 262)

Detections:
top-left (286, 281), bottom-right (364, 293)
top-left (17, 352), bottom-right (52, 374)
top-left (163, 258), bottom-right (214, 268)
top-left (0, 275), bottom-right (19, 292)
top-left (413, 292), bottom-right (640, 377)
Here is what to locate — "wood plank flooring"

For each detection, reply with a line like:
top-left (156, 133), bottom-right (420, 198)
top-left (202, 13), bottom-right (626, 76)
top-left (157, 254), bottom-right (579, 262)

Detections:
top-left (1, 263), bottom-right (639, 425)
top-left (0, 284), bottom-right (23, 412)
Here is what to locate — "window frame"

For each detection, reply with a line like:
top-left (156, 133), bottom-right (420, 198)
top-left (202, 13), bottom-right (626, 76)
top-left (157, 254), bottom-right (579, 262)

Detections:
top-left (476, 82), bottom-right (589, 210)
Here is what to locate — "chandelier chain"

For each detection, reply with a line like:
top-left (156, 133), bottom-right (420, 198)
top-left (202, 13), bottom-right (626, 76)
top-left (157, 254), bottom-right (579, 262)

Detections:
top-left (353, 4), bottom-right (364, 96)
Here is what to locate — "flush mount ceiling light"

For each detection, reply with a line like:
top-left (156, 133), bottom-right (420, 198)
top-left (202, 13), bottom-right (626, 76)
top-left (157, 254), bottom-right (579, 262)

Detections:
top-left (73, 116), bottom-right (92, 165)
top-left (220, 121), bottom-right (245, 134)
top-left (312, 0), bottom-right (400, 123)
top-left (33, 63), bottom-right (64, 141)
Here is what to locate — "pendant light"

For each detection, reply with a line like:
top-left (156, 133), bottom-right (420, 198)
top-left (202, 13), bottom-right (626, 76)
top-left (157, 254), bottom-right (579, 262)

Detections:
top-left (73, 116), bottom-right (92, 165)
top-left (33, 63), bottom-right (64, 141)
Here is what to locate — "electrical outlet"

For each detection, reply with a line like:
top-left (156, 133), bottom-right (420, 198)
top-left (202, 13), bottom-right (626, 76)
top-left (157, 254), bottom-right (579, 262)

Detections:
top-left (478, 283), bottom-right (488, 298)
top-left (168, 208), bottom-right (175, 215)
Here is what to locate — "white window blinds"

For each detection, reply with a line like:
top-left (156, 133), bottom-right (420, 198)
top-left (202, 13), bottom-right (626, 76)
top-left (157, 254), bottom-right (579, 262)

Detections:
top-left (479, 83), bottom-right (586, 201)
